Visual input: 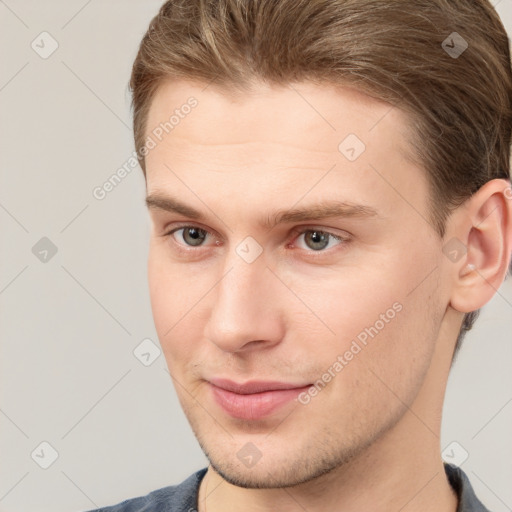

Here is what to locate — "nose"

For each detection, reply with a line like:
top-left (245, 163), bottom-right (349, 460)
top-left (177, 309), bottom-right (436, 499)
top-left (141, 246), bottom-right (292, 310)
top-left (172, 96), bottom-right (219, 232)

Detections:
top-left (203, 246), bottom-right (285, 354)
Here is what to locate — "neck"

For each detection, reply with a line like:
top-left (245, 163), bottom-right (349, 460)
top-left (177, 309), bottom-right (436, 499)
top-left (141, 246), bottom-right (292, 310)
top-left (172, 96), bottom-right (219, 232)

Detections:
top-left (199, 427), bottom-right (458, 512)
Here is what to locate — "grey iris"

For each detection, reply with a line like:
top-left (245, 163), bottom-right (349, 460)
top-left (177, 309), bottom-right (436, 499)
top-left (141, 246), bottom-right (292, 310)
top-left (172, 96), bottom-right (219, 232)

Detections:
top-left (305, 231), bottom-right (329, 251)
top-left (183, 227), bottom-right (207, 246)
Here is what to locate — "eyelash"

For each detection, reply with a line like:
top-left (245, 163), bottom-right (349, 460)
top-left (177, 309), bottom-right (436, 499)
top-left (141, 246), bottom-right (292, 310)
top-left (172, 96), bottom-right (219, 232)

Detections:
top-left (162, 223), bottom-right (350, 259)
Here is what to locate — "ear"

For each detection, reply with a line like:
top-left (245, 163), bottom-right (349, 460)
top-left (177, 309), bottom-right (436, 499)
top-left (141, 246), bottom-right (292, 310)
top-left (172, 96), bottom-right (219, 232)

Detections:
top-left (446, 179), bottom-right (512, 314)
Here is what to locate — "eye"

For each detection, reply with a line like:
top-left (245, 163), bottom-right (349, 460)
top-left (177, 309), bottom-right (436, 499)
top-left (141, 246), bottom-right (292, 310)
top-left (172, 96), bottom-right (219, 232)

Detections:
top-left (169, 226), bottom-right (212, 247)
top-left (293, 229), bottom-right (345, 252)
top-left (163, 224), bottom-right (348, 255)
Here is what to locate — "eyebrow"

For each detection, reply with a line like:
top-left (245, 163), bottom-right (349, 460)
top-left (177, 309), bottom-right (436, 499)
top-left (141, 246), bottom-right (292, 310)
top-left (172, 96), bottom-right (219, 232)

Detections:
top-left (145, 193), bottom-right (379, 230)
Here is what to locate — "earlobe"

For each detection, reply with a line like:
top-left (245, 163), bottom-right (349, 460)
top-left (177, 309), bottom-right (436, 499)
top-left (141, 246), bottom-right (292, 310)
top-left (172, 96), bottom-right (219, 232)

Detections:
top-left (448, 179), bottom-right (512, 314)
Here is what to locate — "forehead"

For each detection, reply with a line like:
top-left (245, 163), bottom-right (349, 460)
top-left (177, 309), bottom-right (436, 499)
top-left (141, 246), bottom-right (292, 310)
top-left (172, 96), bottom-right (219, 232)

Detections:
top-left (143, 78), bottom-right (426, 222)
top-left (145, 78), bottom-right (410, 153)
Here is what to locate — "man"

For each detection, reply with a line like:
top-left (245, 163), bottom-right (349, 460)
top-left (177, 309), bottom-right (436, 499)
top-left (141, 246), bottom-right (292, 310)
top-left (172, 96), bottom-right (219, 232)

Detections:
top-left (87, 0), bottom-right (512, 510)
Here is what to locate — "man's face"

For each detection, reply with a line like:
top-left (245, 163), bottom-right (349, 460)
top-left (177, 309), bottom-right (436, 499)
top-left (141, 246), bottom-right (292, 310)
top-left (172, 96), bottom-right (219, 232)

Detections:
top-left (144, 79), bottom-right (450, 487)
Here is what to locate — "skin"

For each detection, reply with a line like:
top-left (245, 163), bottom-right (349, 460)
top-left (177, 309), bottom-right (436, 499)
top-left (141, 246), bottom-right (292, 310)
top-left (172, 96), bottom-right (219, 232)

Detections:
top-left (143, 78), bottom-right (512, 512)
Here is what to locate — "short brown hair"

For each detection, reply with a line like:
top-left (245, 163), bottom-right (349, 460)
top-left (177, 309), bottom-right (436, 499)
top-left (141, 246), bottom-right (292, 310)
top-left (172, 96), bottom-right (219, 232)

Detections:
top-left (130, 0), bottom-right (512, 357)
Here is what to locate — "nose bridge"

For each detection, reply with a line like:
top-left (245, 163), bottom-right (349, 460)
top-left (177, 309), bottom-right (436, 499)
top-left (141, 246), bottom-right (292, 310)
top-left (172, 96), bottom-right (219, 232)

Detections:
top-left (203, 243), bottom-right (282, 353)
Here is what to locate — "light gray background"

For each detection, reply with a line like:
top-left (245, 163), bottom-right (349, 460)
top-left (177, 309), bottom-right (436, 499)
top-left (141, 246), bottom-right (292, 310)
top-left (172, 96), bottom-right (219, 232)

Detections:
top-left (0, 1), bottom-right (511, 511)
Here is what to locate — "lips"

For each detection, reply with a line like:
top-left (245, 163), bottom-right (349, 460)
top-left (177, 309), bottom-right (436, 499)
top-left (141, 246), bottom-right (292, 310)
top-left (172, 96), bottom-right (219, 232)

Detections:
top-left (208, 378), bottom-right (311, 420)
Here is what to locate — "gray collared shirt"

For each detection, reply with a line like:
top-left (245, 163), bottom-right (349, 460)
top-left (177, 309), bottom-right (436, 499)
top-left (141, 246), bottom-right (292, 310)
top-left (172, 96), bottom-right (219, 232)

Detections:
top-left (85, 463), bottom-right (492, 511)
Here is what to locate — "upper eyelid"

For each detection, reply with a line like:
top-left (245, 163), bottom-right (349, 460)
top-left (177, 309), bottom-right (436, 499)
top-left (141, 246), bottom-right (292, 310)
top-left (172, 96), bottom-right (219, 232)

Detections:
top-left (289, 226), bottom-right (346, 243)
top-left (165, 223), bottom-right (217, 239)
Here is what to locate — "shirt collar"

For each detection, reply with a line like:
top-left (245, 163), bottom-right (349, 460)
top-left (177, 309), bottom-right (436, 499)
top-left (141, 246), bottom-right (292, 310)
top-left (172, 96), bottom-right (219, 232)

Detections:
top-left (444, 463), bottom-right (492, 512)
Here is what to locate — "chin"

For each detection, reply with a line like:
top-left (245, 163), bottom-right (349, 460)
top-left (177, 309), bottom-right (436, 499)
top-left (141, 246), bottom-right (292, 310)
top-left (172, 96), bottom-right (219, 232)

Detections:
top-left (209, 459), bottom-right (343, 489)
top-left (197, 433), bottom-right (364, 490)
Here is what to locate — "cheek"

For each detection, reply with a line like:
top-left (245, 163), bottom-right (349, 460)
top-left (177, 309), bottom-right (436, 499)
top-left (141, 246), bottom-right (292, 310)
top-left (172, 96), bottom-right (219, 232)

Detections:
top-left (296, 247), bottom-right (443, 386)
top-left (147, 247), bottom-right (207, 368)
top-left (286, 264), bottom-right (406, 348)
top-left (334, 267), bottom-right (442, 410)
top-left (300, 288), bottom-right (440, 439)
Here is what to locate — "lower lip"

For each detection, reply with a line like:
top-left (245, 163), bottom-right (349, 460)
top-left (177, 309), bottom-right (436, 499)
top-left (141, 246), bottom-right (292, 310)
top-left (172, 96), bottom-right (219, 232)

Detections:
top-left (210, 384), bottom-right (311, 420)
